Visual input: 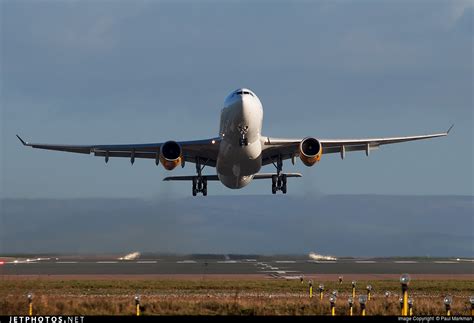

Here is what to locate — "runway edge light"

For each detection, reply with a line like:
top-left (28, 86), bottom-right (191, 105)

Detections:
top-left (408, 297), bottom-right (414, 316)
top-left (329, 295), bottom-right (337, 316)
top-left (134, 294), bottom-right (141, 316)
top-left (359, 295), bottom-right (367, 316)
top-left (27, 292), bottom-right (33, 316)
top-left (444, 295), bottom-right (452, 316)
top-left (400, 273), bottom-right (410, 316)
top-left (348, 297), bottom-right (354, 316)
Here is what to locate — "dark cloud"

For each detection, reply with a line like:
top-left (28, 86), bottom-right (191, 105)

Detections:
top-left (1, 195), bottom-right (472, 256)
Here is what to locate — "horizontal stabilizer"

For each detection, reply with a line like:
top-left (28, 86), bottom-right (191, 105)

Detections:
top-left (163, 173), bottom-right (302, 181)
top-left (253, 173), bottom-right (302, 179)
top-left (163, 175), bottom-right (220, 181)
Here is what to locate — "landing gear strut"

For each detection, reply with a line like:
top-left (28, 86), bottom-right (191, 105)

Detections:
top-left (238, 125), bottom-right (249, 146)
top-left (271, 156), bottom-right (287, 194)
top-left (192, 158), bottom-right (208, 196)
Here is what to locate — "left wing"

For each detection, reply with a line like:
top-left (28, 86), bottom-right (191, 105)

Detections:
top-left (261, 125), bottom-right (453, 166)
top-left (16, 135), bottom-right (220, 167)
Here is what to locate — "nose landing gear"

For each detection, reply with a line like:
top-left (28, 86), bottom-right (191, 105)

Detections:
top-left (238, 125), bottom-right (249, 146)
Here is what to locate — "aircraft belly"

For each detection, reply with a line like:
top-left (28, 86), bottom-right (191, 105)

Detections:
top-left (217, 138), bottom-right (262, 189)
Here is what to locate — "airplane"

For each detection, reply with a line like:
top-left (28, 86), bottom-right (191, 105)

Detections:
top-left (16, 88), bottom-right (452, 196)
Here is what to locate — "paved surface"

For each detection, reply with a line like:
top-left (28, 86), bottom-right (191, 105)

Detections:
top-left (1, 257), bottom-right (473, 276)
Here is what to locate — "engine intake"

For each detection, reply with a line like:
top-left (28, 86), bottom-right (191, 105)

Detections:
top-left (299, 137), bottom-right (322, 166)
top-left (160, 141), bottom-right (182, 170)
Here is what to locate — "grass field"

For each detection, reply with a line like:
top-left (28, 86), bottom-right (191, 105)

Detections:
top-left (1, 278), bottom-right (473, 315)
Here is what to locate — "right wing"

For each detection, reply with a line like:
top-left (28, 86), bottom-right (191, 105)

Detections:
top-left (261, 125), bottom-right (453, 166)
top-left (16, 135), bottom-right (220, 167)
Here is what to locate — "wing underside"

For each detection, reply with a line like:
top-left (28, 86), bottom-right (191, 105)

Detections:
top-left (261, 126), bottom-right (452, 166)
top-left (16, 135), bottom-right (220, 167)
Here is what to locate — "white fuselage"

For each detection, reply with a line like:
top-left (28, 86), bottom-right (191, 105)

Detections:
top-left (216, 89), bottom-right (264, 188)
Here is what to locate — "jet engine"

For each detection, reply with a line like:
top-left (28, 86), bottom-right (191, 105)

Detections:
top-left (299, 137), bottom-right (322, 166)
top-left (159, 141), bottom-right (182, 170)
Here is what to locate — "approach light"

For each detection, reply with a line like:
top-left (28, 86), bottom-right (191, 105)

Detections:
top-left (359, 295), bottom-right (367, 316)
top-left (400, 273), bottom-right (410, 286)
top-left (444, 295), bottom-right (452, 306)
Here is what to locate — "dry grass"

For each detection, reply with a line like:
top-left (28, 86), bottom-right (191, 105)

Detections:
top-left (1, 278), bottom-right (473, 315)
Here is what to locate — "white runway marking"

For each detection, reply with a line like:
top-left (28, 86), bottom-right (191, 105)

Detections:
top-left (434, 261), bottom-right (457, 264)
top-left (394, 261), bottom-right (418, 264)
top-left (308, 261), bottom-right (337, 264)
top-left (356, 261), bottom-right (377, 263)
top-left (56, 261), bottom-right (78, 264)
top-left (136, 261), bottom-right (157, 264)
top-left (275, 261), bottom-right (296, 263)
top-left (177, 260), bottom-right (197, 264)
top-left (217, 261), bottom-right (239, 264)
top-left (96, 261), bottom-right (118, 264)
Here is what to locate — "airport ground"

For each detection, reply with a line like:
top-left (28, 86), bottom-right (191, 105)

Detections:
top-left (1, 255), bottom-right (473, 315)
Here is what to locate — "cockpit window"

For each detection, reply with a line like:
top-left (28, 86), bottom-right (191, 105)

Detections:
top-left (234, 90), bottom-right (254, 97)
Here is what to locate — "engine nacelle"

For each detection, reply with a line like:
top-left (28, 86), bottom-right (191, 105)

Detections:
top-left (299, 137), bottom-right (322, 166)
top-left (159, 141), bottom-right (182, 170)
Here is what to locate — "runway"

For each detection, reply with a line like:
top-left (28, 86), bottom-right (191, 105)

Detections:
top-left (1, 256), bottom-right (473, 276)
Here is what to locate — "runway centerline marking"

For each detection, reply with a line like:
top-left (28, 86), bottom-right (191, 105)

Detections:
top-left (55, 261), bottom-right (78, 264)
top-left (356, 261), bottom-right (377, 263)
top-left (394, 261), bottom-right (418, 264)
top-left (177, 260), bottom-right (197, 264)
top-left (136, 261), bottom-right (157, 264)
top-left (96, 261), bottom-right (118, 264)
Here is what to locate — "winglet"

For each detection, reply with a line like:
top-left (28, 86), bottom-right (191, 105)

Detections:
top-left (16, 134), bottom-right (28, 146)
top-left (446, 124), bottom-right (454, 134)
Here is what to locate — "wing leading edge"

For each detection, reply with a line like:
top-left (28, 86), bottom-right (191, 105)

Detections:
top-left (16, 135), bottom-right (220, 167)
top-left (262, 125), bottom-right (453, 165)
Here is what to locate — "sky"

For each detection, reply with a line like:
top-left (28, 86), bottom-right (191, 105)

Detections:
top-left (1, 0), bottom-right (473, 199)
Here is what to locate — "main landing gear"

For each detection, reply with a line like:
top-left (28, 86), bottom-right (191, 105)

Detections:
top-left (192, 157), bottom-right (208, 196)
top-left (271, 156), bottom-right (287, 194)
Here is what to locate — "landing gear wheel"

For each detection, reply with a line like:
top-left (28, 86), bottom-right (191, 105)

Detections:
top-left (281, 184), bottom-right (287, 194)
top-left (192, 178), bottom-right (197, 196)
top-left (272, 185), bottom-right (277, 194)
top-left (203, 178), bottom-right (208, 196)
top-left (239, 138), bottom-right (248, 146)
top-left (272, 175), bottom-right (277, 186)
